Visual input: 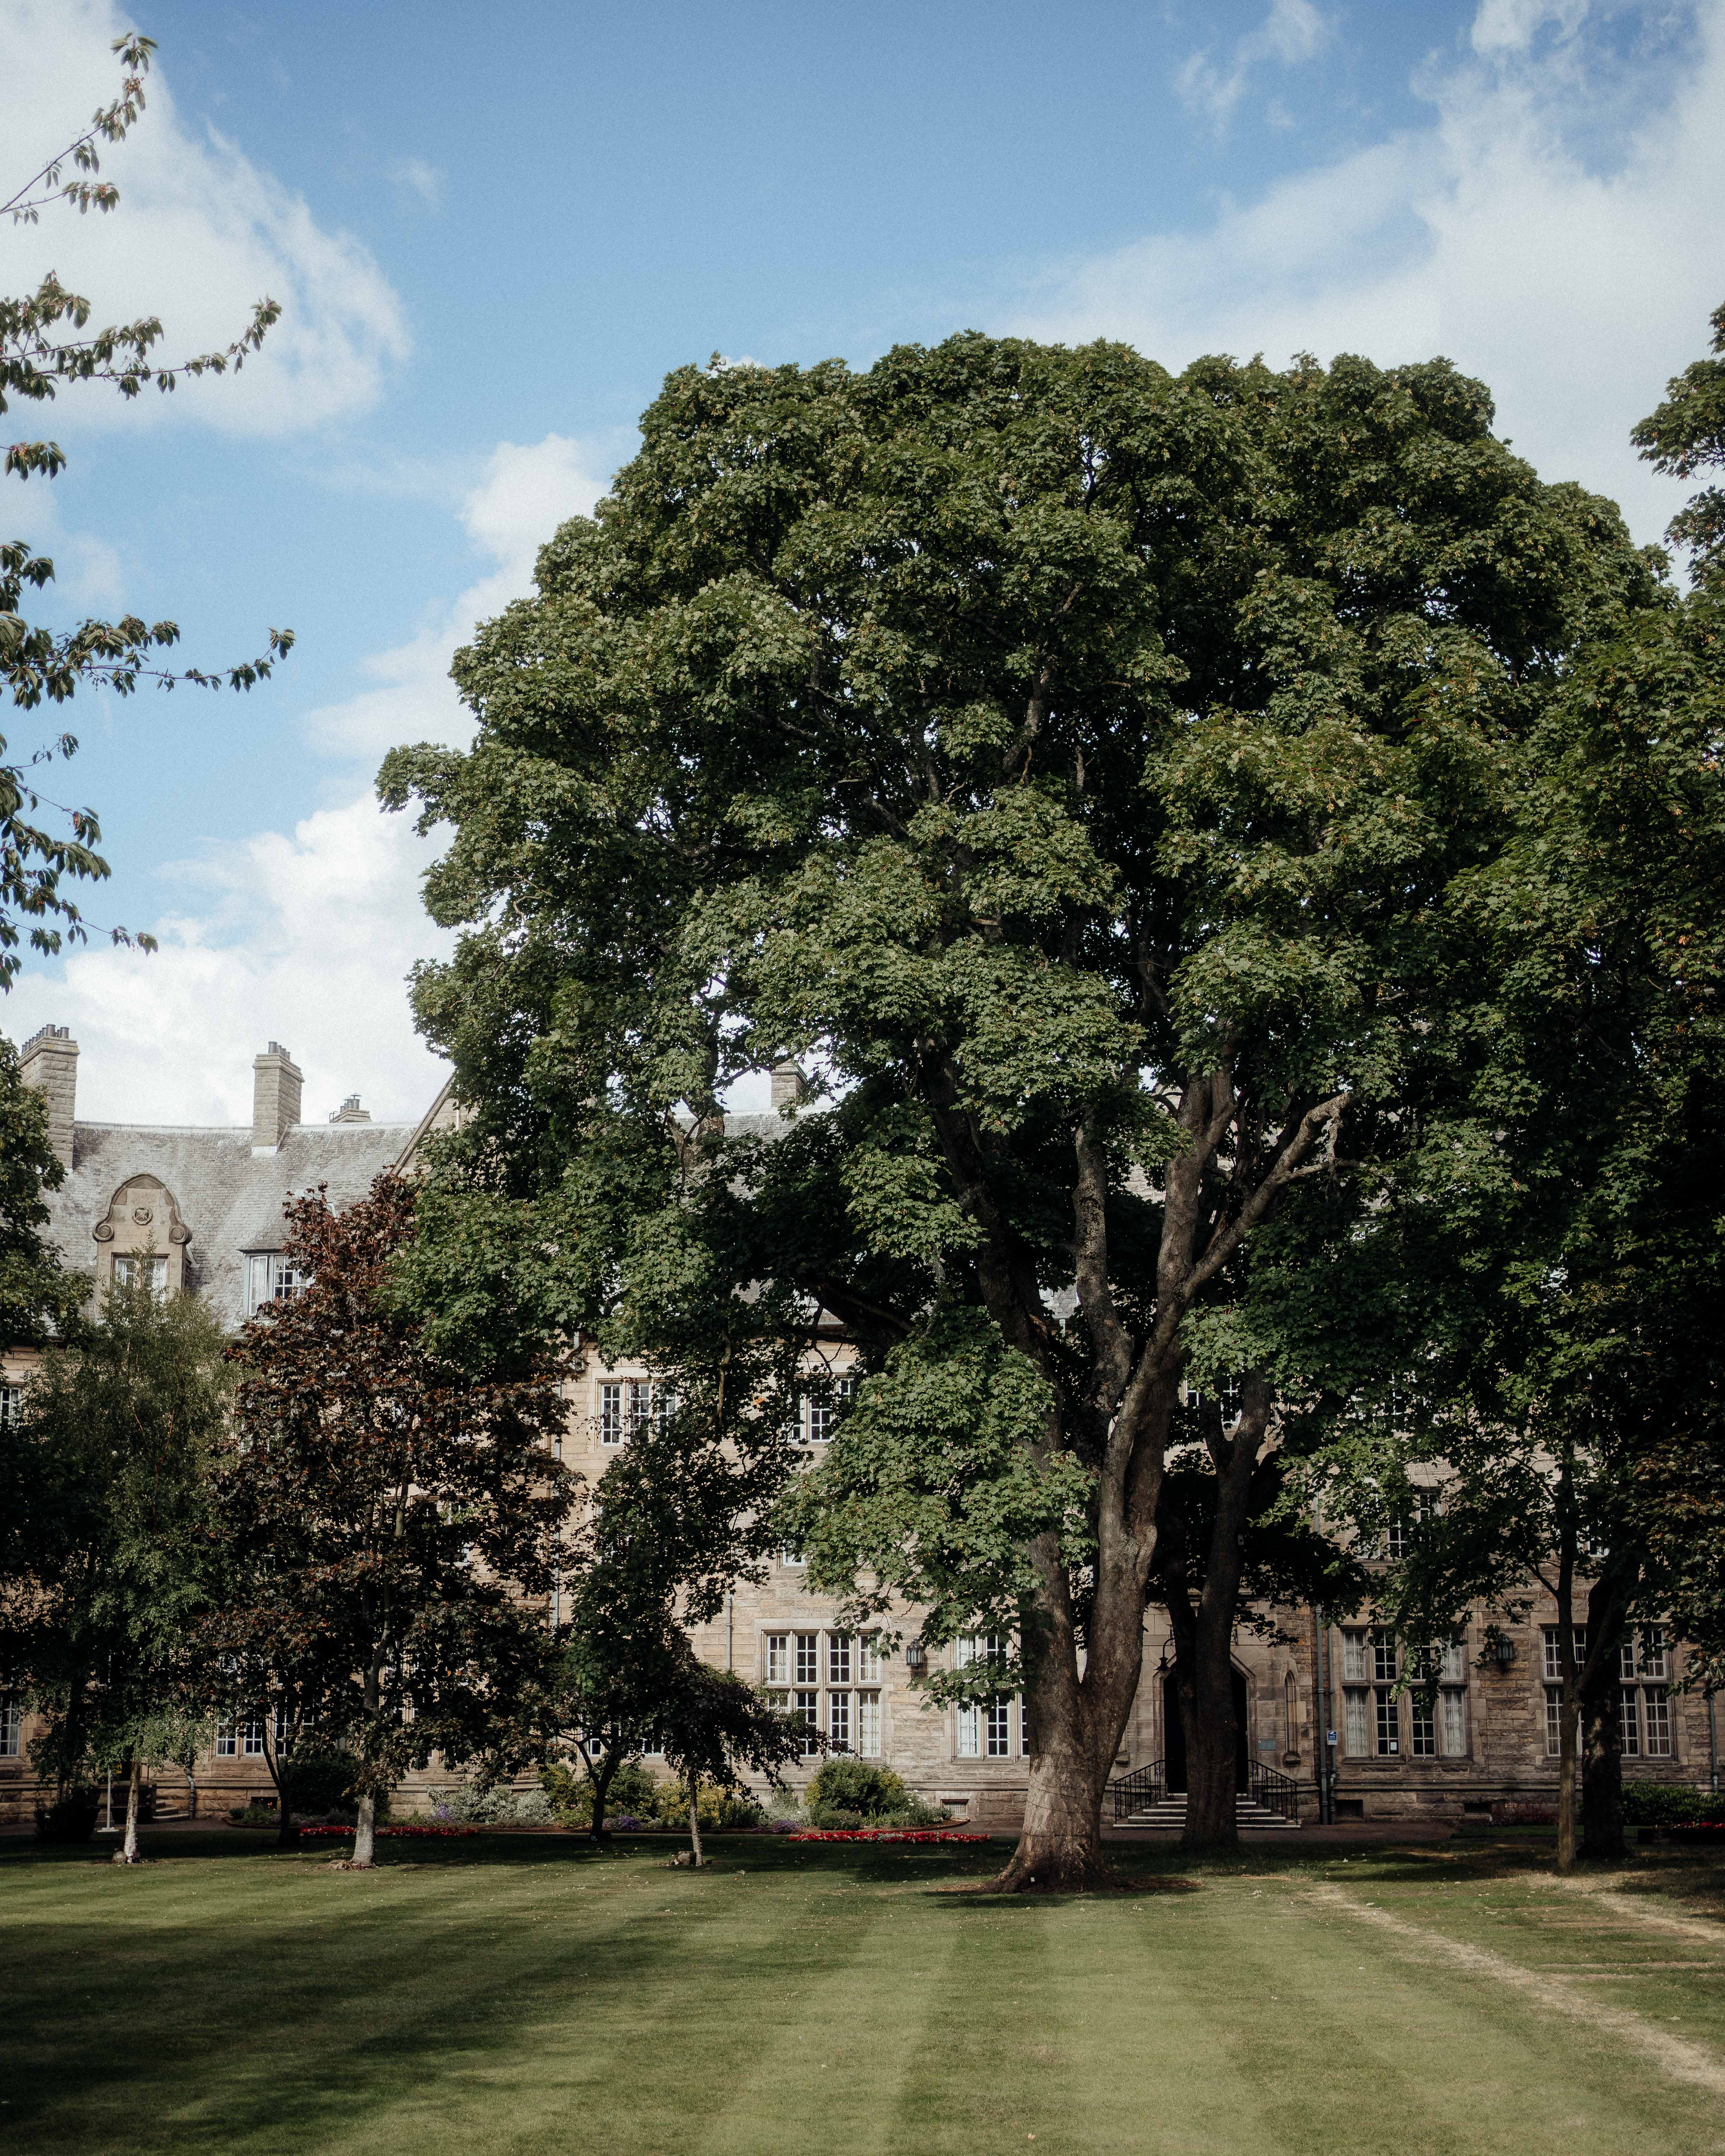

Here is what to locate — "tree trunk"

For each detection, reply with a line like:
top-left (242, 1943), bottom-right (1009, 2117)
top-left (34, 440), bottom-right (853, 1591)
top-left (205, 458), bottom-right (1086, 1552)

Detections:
top-left (187, 1768), bottom-right (198, 1823)
top-left (115, 1755), bottom-right (142, 1864)
top-left (267, 1734), bottom-right (299, 1847)
top-left (1581, 1677), bottom-right (1623, 1861)
top-left (1179, 1377), bottom-right (1266, 1855)
top-left (351, 1789), bottom-right (378, 1868)
top-left (349, 1648), bottom-right (383, 1867)
top-left (686, 1774), bottom-right (703, 1867)
top-left (994, 1744), bottom-right (1113, 1891)
top-left (1182, 1630), bottom-right (1240, 1853)
top-left (1551, 1474), bottom-right (1579, 1873)
top-left (1581, 1563), bottom-right (1633, 1861)
top-left (589, 1750), bottom-right (619, 1843)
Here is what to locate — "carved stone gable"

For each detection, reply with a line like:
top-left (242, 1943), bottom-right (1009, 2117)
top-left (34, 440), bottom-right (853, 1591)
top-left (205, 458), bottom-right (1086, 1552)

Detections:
top-left (92, 1174), bottom-right (192, 1296)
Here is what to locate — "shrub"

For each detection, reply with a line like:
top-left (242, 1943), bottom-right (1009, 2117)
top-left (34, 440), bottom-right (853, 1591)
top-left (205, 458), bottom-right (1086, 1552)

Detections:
top-left (646, 1774), bottom-right (768, 1831)
top-left (433, 1778), bottom-right (553, 1826)
top-left (803, 1759), bottom-right (941, 1829)
top-left (541, 1758), bottom-right (664, 1828)
top-left (1621, 1781), bottom-right (1725, 1826)
top-left (34, 1787), bottom-right (99, 1843)
top-left (280, 1748), bottom-right (362, 1817)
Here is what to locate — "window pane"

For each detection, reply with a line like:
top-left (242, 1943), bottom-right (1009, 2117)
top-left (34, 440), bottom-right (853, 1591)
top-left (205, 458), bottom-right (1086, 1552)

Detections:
top-left (1341, 1631), bottom-right (1367, 1683)
top-left (1619, 1637), bottom-right (1638, 1682)
top-left (0, 1697), bottom-right (20, 1756)
top-left (1375, 1689), bottom-right (1399, 1755)
top-left (599, 1383), bottom-right (625, 1446)
top-left (857, 1635), bottom-right (882, 1684)
top-left (828, 1633), bottom-right (851, 1685)
top-left (1372, 1632), bottom-right (1398, 1684)
top-left (957, 1705), bottom-right (980, 1758)
top-left (1343, 1688), bottom-right (1370, 1757)
top-left (795, 1634), bottom-right (820, 1683)
top-left (1618, 1686), bottom-right (1641, 1755)
top-left (1545, 1688), bottom-right (1564, 1757)
top-left (857, 1692), bottom-right (882, 1757)
top-left (216, 1720), bottom-right (236, 1758)
top-left (986, 1701), bottom-right (1012, 1757)
top-left (794, 1692), bottom-right (820, 1756)
top-left (1644, 1688), bottom-right (1671, 1757)
top-left (1410, 1699), bottom-right (1436, 1757)
top-left (1440, 1688), bottom-right (1466, 1757)
top-left (764, 1634), bottom-right (788, 1685)
top-left (827, 1692), bottom-right (851, 1752)
top-left (1641, 1630), bottom-right (1669, 1681)
top-left (1441, 1638), bottom-right (1467, 1685)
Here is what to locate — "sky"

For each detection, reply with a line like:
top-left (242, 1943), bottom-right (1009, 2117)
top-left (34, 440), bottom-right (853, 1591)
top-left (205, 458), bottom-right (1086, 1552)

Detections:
top-left (1, 0), bottom-right (1720, 1126)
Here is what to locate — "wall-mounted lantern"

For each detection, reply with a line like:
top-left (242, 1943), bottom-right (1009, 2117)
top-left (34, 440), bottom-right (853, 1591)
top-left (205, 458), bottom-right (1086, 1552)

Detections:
top-left (904, 1640), bottom-right (928, 1675)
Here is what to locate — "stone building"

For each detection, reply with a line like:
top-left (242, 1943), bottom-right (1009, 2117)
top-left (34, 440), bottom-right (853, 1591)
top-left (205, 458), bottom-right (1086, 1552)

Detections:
top-left (2, 1030), bottom-right (1717, 1829)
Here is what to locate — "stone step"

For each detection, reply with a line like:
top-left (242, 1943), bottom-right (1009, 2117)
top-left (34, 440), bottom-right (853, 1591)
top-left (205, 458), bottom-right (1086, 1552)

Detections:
top-left (1118, 1796), bottom-right (1300, 1830)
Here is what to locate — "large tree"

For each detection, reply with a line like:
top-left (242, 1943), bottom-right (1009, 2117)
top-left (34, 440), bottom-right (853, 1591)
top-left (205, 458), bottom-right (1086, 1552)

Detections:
top-left (1, 33), bottom-right (292, 988)
top-left (383, 335), bottom-right (1660, 1886)
top-left (212, 1173), bottom-right (573, 1868)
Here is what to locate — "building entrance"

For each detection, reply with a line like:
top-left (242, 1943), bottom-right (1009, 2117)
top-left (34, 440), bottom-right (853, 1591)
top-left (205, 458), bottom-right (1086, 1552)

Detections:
top-left (1163, 1668), bottom-right (1249, 1793)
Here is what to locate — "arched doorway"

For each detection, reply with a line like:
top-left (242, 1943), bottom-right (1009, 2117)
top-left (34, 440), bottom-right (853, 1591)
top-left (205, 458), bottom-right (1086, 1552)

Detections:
top-left (1163, 1668), bottom-right (1249, 1793)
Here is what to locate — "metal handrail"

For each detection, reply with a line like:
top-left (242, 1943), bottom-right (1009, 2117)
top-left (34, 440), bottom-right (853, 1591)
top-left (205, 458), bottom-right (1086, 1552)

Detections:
top-left (1108, 1759), bottom-right (1166, 1821)
top-left (1249, 1758), bottom-right (1301, 1823)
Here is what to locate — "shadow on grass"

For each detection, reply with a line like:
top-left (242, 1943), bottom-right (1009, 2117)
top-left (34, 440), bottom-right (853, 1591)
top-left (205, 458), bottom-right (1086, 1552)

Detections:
top-left (9, 1830), bottom-right (1092, 2153)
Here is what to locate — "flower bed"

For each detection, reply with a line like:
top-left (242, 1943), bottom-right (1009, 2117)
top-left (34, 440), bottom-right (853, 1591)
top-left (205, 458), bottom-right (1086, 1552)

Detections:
top-left (786, 1828), bottom-right (990, 1845)
top-left (294, 1824), bottom-right (482, 1840)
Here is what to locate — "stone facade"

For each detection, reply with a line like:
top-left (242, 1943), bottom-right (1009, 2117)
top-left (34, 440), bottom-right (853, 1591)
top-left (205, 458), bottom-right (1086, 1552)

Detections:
top-left (3, 1034), bottom-right (1718, 1828)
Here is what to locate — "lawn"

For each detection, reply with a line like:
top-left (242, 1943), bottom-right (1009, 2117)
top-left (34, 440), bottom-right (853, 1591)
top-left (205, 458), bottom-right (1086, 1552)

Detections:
top-left (4, 1828), bottom-right (1724, 2156)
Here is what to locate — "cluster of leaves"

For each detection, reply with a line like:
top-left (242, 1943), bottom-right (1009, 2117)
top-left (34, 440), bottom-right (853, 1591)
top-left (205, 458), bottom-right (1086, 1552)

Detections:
top-left (0, 34), bottom-right (292, 989)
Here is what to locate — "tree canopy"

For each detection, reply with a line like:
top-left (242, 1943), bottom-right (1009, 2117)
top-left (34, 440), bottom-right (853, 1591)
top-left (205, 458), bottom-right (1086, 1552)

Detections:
top-left (213, 1172), bottom-right (573, 1867)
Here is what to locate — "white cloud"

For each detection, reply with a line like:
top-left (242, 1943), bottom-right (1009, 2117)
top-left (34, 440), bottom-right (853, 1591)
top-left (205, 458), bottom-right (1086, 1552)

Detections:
top-left (4, 793), bottom-right (453, 1126)
top-left (0, 0), bottom-right (408, 436)
top-left (1013, 0), bottom-right (1723, 552)
top-left (1178, 0), bottom-right (1333, 127)
top-left (1470, 0), bottom-right (1591, 54)
top-left (305, 433), bottom-right (611, 761)
top-left (392, 157), bottom-right (443, 210)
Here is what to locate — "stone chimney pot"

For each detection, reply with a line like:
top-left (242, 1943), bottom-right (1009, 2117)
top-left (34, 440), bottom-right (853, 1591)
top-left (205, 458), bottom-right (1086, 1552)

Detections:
top-left (20, 1024), bottom-right (77, 1171)
top-left (252, 1042), bottom-right (303, 1153)
top-left (770, 1060), bottom-right (804, 1111)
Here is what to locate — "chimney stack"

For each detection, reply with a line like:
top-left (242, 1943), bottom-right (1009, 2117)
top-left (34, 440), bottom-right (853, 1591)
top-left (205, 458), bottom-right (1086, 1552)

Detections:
top-left (20, 1024), bottom-right (77, 1171)
top-left (770, 1060), bottom-right (804, 1112)
top-left (328, 1094), bottom-right (371, 1124)
top-left (252, 1041), bottom-right (303, 1153)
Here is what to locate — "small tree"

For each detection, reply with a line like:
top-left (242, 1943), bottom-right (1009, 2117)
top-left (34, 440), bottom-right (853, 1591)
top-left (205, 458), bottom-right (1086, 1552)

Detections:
top-left (655, 1652), bottom-right (807, 1866)
top-left (213, 1173), bottom-right (573, 1868)
top-left (552, 1393), bottom-right (797, 1842)
top-left (0, 1271), bottom-right (229, 1861)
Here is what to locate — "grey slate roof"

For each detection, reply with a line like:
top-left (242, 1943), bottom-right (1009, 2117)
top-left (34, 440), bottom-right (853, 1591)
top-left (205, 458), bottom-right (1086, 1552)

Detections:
top-left (49, 1120), bottom-right (415, 1334)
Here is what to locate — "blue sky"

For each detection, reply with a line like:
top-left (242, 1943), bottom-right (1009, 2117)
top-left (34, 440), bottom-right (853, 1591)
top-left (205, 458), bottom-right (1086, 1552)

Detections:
top-left (3, 0), bottom-right (1721, 1124)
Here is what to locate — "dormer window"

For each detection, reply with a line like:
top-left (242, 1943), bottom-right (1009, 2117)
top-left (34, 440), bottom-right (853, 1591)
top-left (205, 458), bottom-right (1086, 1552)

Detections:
top-left (113, 1254), bottom-right (168, 1298)
top-left (244, 1253), bottom-right (312, 1318)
